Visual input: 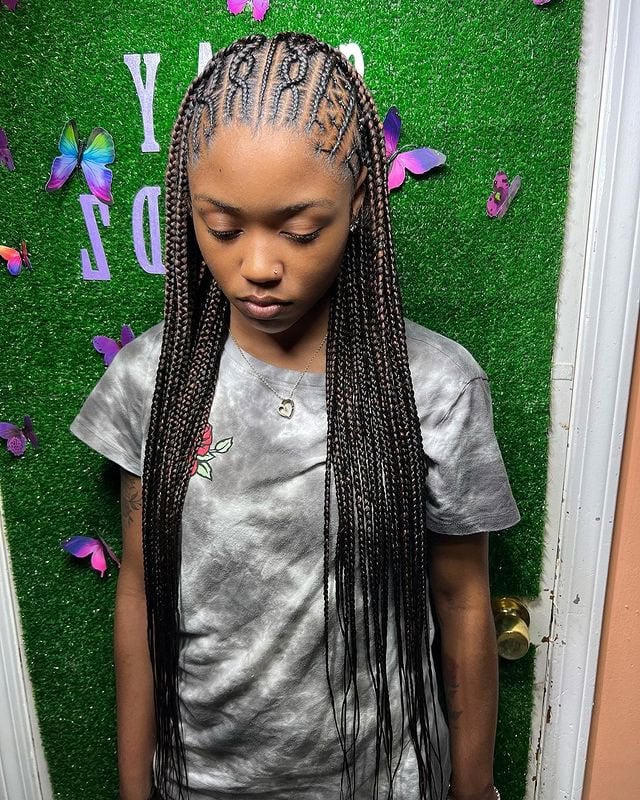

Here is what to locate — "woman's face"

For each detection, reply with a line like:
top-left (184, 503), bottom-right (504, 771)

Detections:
top-left (188, 124), bottom-right (365, 340)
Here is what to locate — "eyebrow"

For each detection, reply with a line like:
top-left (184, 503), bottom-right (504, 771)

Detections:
top-left (192, 195), bottom-right (336, 215)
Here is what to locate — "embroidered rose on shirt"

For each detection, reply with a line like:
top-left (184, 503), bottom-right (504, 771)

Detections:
top-left (190, 422), bottom-right (233, 480)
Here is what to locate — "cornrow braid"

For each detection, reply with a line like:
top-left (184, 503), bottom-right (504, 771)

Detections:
top-left (271, 39), bottom-right (309, 121)
top-left (257, 35), bottom-right (280, 115)
top-left (224, 39), bottom-right (260, 120)
top-left (142, 31), bottom-right (446, 800)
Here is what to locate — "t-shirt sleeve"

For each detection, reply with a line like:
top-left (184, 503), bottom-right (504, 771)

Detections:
top-left (69, 336), bottom-right (157, 476)
top-left (424, 375), bottom-right (521, 535)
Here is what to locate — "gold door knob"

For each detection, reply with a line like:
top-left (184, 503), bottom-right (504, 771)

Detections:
top-left (492, 597), bottom-right (531, 660)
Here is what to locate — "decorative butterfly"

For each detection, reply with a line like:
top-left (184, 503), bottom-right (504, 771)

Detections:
top-left (532, 0), bottom-right (552, 5)
top-left (486, 171), bottom-right (521, 218)
top-left (61, 535), bottom-right (121, 578)
top-left (0, 240), bottom-right (31, 275)
top-left (45, 119), bottom-right (115, 205)
top-left (1, 1), bottom-right (18, 10)
top-left (383, 107), bottom-right (446, 192)
top-left (92, 325), bottom-right (135, 366)
top-left (227, 0), bottom-right (269, 22)
top-left (0, 127), bottom-right (14, 170)
top-left (0, 415), bottom-right (39, 456)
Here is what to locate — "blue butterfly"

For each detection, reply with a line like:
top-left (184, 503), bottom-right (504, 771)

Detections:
top-left (45, 119), bottom-right (115, 205)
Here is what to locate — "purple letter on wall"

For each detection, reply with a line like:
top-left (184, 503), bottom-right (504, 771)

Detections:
top-left (124, 53), bottom-right (160, 153)
top-left (132, 185), bottom-right (165, 274)
top-left (79, 194), bottom-right (111, 280)
top-left (198, 42), bottom-right (213, 76)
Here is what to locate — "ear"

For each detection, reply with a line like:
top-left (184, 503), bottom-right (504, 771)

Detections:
top-left (350, 166), bottom-right (368, 222)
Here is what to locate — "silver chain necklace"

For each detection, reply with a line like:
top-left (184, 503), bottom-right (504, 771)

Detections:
top-left (228, 330), bottom-right (327, 418)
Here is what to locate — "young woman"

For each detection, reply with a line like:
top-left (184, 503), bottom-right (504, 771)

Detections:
top-left (70, 32), bottom-right (520, 800)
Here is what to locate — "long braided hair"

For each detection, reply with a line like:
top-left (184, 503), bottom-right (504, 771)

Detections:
top-left (142, 32), bottom-right (445, 799)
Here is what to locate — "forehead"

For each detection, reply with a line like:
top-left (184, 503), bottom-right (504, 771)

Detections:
top-left (187, 124), bottom-right (352, 210)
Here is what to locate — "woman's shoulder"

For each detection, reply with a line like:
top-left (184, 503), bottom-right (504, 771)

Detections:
top-left (111, 319), bottom-right (164, 371)
top-left (404, 318), bottom-right (486, 381)
top-left (403, 317), bottom-right (488, 424)
top-left (123, 319), bottom-right (164, 359)
top-left (101, 319), bottom-right (165, 394)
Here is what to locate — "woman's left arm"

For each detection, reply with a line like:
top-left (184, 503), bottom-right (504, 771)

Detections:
top-left (427, 530), bottom-right (498, 800)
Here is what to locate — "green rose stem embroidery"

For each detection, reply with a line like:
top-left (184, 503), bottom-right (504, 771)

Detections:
top-left (189, 422), bottom-right (233, 480)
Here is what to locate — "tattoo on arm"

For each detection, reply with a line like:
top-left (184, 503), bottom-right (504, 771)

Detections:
top-left (122, 473), bottom-right (142, 527)
top-left (443, 654), bottom-right (463, 730)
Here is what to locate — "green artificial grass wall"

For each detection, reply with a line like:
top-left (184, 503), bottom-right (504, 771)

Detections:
top-left (0, 1), bottom-right (583, 798)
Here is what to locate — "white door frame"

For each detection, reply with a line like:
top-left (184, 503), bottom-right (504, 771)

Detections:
top-left (0, 3), bottom-right (638, 798)
top-left (0, 495), bottom-right (53, 800)
top-left (528, 0), bottom-right (640, 798)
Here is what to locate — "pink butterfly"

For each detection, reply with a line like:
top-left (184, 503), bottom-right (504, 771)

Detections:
top-left (92, 324), bottom-right (135, 366)
top-left (486, 171), bottom-right (521, 218)
top-left (0, 415), bottom-right (39, 457)
top-left (532, 0), bottom-right (552, 5)
top-left (61, 535), bottom-right (121, 578)
top-left (227, 0), bottom-right (269, 21)
top-left (0, 128), bottom-right (14, 170)
top-left (383, 107), bottom-right (446, 192)
top-left (0, 240), bottom-right (31, 275)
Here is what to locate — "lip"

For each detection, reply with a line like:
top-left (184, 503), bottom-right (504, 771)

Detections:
top-left (237, 298), bottom-right (290, 320)
top-left (239, 295), bottom-right (289, 306)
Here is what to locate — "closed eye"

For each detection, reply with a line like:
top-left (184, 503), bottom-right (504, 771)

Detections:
top-left (206, 228), bottom-right (322, 244)
top-left (283, 229), bottom-right (321, 244)
top-left (207, 228), bottom-right (241, 241)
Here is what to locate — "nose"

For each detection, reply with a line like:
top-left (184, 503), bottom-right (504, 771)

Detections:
top-left (239, 233), bottom-right (283, 284)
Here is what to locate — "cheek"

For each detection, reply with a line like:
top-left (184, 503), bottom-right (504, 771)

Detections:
top-left (321, 235), bottom-right (349, 274)
top-left (299, 244), bottom-right (345, 293)
top-left (193, 225), bottom-right (227, 273)
top-left (204, 256), bottom-right (233, 287)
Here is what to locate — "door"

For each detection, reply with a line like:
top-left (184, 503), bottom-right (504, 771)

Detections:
top-left (530, 1), bottom-right (640, 798)
top-left (0, 0), bottom-right (624, 800)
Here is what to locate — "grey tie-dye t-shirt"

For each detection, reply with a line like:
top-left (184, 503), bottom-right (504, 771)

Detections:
top-left (69, 317), bottom-right (520, 800)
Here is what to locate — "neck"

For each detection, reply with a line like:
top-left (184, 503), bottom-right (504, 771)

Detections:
top-left (229, 298), bottom-right (329, 372)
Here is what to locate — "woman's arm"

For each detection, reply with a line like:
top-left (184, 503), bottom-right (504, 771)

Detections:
top-left (427, 530), bottom-right (498, 800)
top-left (115, 468), bottom-right (156, 800)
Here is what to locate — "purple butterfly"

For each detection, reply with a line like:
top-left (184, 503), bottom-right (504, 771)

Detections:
top-left (532, 0), bottom-right (552, 5)
top-left (0, 240), bottom-right (31, 275)
top-left (2, 1), bottom-right (18, 10)
top-left (486, 171), bottom-right (521, 218)
top-left (61, 535), bottom-right (121, 578)
top-left (92, 325), bottom-right (135, 366)
top-left (227, 0), bottom-right (269, 21)
top-left (383, 107), bottom-right (446, 192)
top-left (0, 128), bottom-right (14, 170)
top-left (0, 415), bottom-right (39, 457)
top-left (45, 119), bottom-right (115, 205)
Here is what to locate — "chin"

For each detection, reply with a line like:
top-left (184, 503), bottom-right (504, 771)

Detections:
top-left (248, 319), bottom-right (294, 334)
top-left (236, 309), bottom-right (298, 334)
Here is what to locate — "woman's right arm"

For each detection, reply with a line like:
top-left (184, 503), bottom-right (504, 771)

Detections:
top-left (115, 468), bottom-right (156, 800)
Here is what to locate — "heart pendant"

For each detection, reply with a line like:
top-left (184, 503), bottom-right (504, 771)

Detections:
top-left (278, 398), bottom-right (294, 418)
